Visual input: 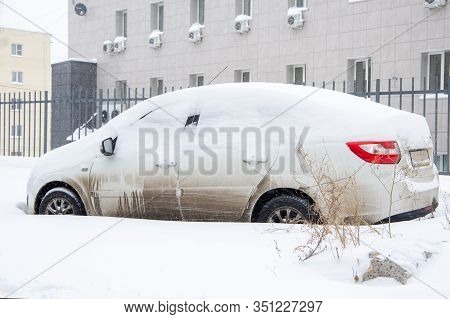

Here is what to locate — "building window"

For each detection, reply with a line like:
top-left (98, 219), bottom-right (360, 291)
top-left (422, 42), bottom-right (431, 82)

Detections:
top-left (11, 71), bottom-right (23, 84)
top-left (236, 0), bottom-right (252, 16)
top-left (347, 58), bottom-right (371, 94)
top-left (11, 151), bottom-right (22, 156)
top-left (150, 78), bottom-right (164, 96)
top-left (116, 9), bottom-right (128, 37)
top-left (191, 0), bottom-right (205, 24)
top-left (288, 0), bottom-right (306, 7)
top-left (287, 65), bottom-right (306, 85)
top-left (151, 2), bottom-right (164, 31)
top-left (11, 125), bottom-right (22, 137)
top-left (426, 52), bottom-right (450, 91)
top-left (189, 74), bottom-right (205, 87)
top-left (242, 71), bottom-right (251, 82)
top-left (115, 80), bottom-right (128, 100)
top-left (11, 44), bottom-right (23, 56)
top-left (234, 70), bottom-right (251, 83)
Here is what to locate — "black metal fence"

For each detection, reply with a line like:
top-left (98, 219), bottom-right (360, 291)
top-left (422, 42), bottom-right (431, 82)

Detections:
top-left (1, 77), bottom-right (450, 172)
top-left (0, 92), bottom-right (50, 157)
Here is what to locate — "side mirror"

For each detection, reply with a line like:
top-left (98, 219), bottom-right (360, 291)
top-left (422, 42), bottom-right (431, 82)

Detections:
top-left (101, 137), bottom-right (115, 156)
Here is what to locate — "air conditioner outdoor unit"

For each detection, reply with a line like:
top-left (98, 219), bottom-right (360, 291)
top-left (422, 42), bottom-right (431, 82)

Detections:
top-left (287, 7), bottom-right (308, 29)
top-left (424, 0), bottom-right (448, 8)
top-left (103, 40), bottom-right (114, 54)
top-left (149, 30), bottom-right (163, 49)
top-left (234, 15), bottom-right (252, 34)
top-left (113, 36), bottom-right (127, 53)
top-left (188, 23), bottom-right (204, 43)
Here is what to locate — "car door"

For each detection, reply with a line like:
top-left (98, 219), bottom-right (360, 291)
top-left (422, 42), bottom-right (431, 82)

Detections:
top-left (177, 114), bottom-right (279, 221)
top-left (89, 125), bottom-right (147, 218)
top-left (89, 109), bottom-right (182, 220)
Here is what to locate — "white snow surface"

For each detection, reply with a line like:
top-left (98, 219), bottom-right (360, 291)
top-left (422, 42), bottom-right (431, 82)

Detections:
top-left (0, 156), bottom-right (449, 298)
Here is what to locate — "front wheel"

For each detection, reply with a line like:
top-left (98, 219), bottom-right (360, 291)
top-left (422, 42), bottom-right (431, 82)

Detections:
top-left (38, 187), bottom-right (85, 216)
top-left (255, 195), bottom-right (317, 224)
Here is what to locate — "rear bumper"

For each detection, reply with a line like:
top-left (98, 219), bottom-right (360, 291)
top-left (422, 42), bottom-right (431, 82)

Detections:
top-left (375, 200), bottom-right (438, 224)
top-left (344, 164), bottom-right (440, 224)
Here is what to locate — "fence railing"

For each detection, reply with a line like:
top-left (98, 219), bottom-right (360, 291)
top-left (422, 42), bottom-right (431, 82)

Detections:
top-left (0, 92), bottom-right (50, 157)
top-left (1, 77), bottom-right (449, 172)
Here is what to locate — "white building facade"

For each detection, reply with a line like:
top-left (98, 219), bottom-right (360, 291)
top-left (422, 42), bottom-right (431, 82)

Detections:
top-left (67, 0), bottom-right (450, 94)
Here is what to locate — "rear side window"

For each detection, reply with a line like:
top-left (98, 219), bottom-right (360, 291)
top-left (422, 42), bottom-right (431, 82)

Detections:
top-left (185, 114), bottom-right (200, 127)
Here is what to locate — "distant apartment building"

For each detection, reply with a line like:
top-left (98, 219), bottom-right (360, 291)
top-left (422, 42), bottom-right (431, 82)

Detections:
top-left (0, 28), bottom-right (51, 156)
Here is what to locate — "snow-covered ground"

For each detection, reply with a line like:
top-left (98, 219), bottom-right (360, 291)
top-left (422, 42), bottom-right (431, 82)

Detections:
top-left (0, 157), bottom-right (449, 298)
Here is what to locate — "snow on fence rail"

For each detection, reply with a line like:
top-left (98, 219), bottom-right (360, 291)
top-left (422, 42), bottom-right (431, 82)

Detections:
top-left (1, 77), bottom-right (450, 172)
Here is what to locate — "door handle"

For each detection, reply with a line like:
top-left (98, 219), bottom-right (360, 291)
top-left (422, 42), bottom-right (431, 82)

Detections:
top-left (155, 161), bottom-right (177, 168)
top-left (243, 159), bottom-right (268, 165)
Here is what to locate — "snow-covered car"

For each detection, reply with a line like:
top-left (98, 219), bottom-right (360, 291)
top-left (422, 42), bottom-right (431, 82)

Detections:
top-left (26, 83), bottom-right (439, 224)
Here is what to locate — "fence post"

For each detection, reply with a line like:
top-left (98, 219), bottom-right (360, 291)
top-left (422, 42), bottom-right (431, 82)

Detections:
top-left (128, 87), bottom-right (131, 110)
top-left (43, 91), bottom-right (49, 154)
top-left (12, 92), bottom-right (16, 155)
top-left (411, 77), bottom-right (415, 114)
top-left (7, 93), bottom-right (11, 156)
top-left (375, 79), bottom-right (381, 103)
top-left (0, 94), bottom-right (2, 156)
top-left (434, 82), bottom-right (438, 163)
top-left (21, 92), bottom-right (25, 155)
top-left (28, 92), bottom-right (31, 156)
top-left (17, 92), bottom-right (21, 155)
top-left (447, 76), bottom-right (450, 172)
top-left (98, 89), bottom-right (103, 129)
top-left (33, 91), bottom-right (37, 157)
top-left (399, 78), bottom-right (403, 111)
top-left (423, 77), bottom-right (427, 117)
top-left (1, 94), bottom-right (3, 156)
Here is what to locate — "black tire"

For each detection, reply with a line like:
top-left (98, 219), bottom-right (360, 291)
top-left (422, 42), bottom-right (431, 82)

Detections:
top-left (38, 187), bottom-right (85, 216)
top-left (255, 195), bottom-right (317, 224)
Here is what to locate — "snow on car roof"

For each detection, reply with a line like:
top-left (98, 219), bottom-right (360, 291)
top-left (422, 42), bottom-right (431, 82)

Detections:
top-left (100, 82), bottom-right (429, 147)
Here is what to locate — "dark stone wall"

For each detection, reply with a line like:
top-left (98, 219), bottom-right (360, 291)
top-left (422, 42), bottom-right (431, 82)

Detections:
top-left (51, 60), bottom-right (97, 149)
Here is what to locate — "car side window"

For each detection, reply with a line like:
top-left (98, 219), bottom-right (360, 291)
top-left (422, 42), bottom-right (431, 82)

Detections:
top-left (185, 114), bottom-right (200, 128)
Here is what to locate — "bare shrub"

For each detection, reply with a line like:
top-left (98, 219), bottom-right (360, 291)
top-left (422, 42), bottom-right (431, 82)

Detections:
top-left (293, 143), bottom-right (416, 260)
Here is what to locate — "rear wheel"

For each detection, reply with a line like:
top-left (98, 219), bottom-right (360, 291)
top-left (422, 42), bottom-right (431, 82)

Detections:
top-left (255, 195), bottom-right (316, 224)
top-left (38, 187), bottom-right (85, 216)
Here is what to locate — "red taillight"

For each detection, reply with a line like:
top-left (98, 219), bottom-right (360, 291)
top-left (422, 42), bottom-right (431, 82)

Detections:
top-left (346, 141), bottom-right (401, 164)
